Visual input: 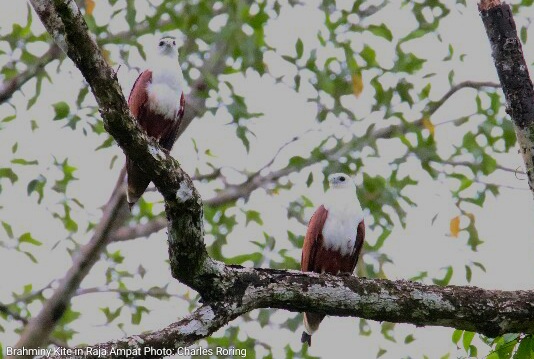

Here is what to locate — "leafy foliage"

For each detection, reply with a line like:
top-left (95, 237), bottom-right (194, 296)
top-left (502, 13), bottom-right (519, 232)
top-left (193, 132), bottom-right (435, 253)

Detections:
top-left (0, 0), bottom-right (528, 357)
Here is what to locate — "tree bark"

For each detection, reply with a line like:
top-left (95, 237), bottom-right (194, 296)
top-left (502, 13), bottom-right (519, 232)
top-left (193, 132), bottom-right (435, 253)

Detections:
top-left (44, 272), bottom-right (534, 358)
top-left (479, 0), bottom-right (534, 195)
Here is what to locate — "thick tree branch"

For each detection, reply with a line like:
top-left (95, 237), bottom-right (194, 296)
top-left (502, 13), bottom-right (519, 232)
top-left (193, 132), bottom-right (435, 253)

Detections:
top-left (44, 304), bottom-right (240, 359)
top-left (479, 0), bottom-right (534, 195)
top-left (45, 272), bottom-right (534, 359)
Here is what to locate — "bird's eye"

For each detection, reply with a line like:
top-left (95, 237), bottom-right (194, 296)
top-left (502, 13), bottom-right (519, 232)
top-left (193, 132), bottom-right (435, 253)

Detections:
top-left (339, 177), bottom-right (346, 182)
top-left (159, 41), bottom-right (164, 46)
top-left (173, 41), bottom-right (176, 45)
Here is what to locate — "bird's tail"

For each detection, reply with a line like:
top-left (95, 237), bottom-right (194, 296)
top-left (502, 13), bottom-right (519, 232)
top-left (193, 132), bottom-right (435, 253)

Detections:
top-left (301, 331), bottom-right (312, 346)
top-left (302, 312), bottom-right (324, 347)
top-left (126, 157), bottom-right (151, 210)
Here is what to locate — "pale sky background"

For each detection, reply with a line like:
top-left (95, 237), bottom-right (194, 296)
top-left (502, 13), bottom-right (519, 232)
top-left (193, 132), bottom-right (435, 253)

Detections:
top-left (1, 0), bottom-right (534, 358)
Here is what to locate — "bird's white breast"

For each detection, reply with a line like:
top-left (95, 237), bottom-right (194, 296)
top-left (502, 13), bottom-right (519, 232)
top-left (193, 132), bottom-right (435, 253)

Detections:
top-left (146, 56), bottom-right (184, 120)
top-left (322, 188), bottom-right (364, 256)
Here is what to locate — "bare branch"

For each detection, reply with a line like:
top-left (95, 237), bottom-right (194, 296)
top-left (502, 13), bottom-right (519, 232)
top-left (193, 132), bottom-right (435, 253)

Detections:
top-left (0, 302), bottom-right (28, 324)
top-left (44, 305), bottom-right (238, 359)
top-left (0, 303), bottom-right (69, 348)
top-left (0, 45), bottom-right (62, 104)
top-left (74, 286), bottom-right (175, 299)
top-left (15, 164), bottom-right (127, 350)
top-left (109, 217), bottom-right (166, 242)
top-left (442, 159), bottom-right (524, 175)
top-left (425, 81), bottom-right (500, 118)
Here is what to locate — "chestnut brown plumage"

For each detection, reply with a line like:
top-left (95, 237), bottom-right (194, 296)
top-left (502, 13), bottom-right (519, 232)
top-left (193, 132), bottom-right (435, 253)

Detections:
top-left (300, 173), bottom-right (366, 346)
top-left (125, 37), bottom-right (185, 209)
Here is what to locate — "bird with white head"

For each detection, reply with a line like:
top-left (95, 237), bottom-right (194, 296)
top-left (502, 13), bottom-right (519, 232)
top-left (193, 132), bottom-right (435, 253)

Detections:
top-left (300, 173), bottom-right (366, 346)
top-left (125, 36), bottom-right (186, 209)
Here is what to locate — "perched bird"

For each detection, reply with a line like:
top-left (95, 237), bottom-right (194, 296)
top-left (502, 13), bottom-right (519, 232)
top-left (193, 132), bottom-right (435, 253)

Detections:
top-left (300, 173), bottom-right (366, 346)
top-left (126, 36), bottom-right (185, 209)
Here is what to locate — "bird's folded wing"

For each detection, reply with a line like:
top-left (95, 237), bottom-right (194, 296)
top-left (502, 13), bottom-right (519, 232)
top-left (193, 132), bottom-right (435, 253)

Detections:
top-left (128, 70), bottom-right (152, 118)
top-left (301, 205), bottom-right (328, 272)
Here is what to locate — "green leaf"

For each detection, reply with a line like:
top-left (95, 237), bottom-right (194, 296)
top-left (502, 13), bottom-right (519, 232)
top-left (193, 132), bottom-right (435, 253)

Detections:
top-left (295, 38), bottom-right (303, 59)
top-left (452, 329), bottom-right (463, 345)
top-left (520, 26), bottom-right (528, 44)
top-left (481, 153), bottom-right (497, 175)
top-left (288, 156), bottom-right (306, 168)
top-left (395, 51), bottom-right (426, 74)
top-left (125, 0), bottom-right (137, 28)
top-left (367, 228), bottom-right (391, 251)
top-left (53, 101), bottom-right (70, 120)
top-left (53, 203), bottom-right (78, 232)
top-left (236, 126), bottom-right (251, 152)
top-left (108, 250), bottom-right (124, 264)
top-left (76, 86), bottom-right (89, 107)
top-left (245, 210), bottom-right (263, 225)
top-left (360, 45), bottom-right (377, 67)
top-left (27, 175), bottom-right (46, 204)
top-left (420, 83), bottom-right (431, 100)
top-left (468, 345), bottom-right (478, 357)
top-left (367, 24), bottom-right (393, 41)
top-left (432, 266), bottom-right (453, 286)
top-left (0, 168), bottom-right (18, 184)
top-left (52, 158), bottom-right (77, 193)
top-left (2, 115), bottom-right (16, 123)
top-left (306, 172), bottom-right (313, 187)
top-left (381, 322), bottom-right (396, 342)
top-left (96, 136), bottom-right (114, 150)
top-left (514, 336), bottom-right (533, 359)
top-left (465, 265), bottom-right (472, 283)
top-left (60, 308), bottom-right (81, 325)
top-left (100, 307), bottom-right (122, 323)
top-left (281, 55), bottom-right (296, 64)
top-left (137, 265), bottom-right (146, 278)
top-left (462, 331), bottom-right (475, 352)
top-left (473, 261), bottom-right (486, 272)
top-left (23, 251), bottom-right (38, 263)
top-left (11, 158), bottom-right (38, 166)
top-left (2, 222), bottom-right (14, 239)
top-left (19, 232), bottom-right (42, 246)
top-left (253, 309), bottom-right (269, 328)
top-left (131, 306), bottom-right (149, 325)
top-left (404, 334), bottom-right (415, 344)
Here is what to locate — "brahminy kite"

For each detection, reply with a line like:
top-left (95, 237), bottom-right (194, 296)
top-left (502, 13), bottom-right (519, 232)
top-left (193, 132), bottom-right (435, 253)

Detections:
top-left (126, 36), bottom-right (185, 209)
top-left (301, 173), bottom-right (366, 346)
